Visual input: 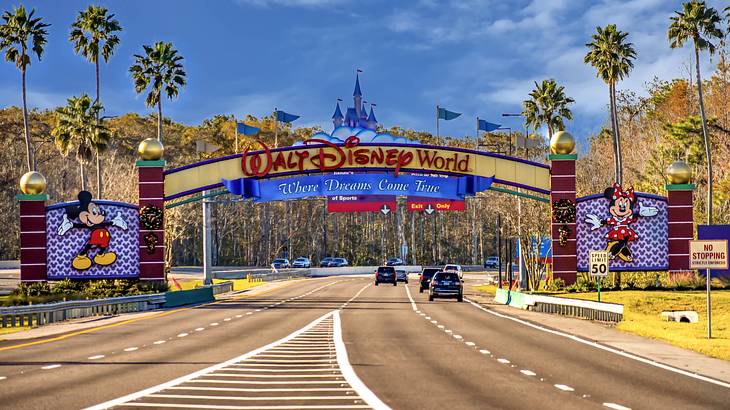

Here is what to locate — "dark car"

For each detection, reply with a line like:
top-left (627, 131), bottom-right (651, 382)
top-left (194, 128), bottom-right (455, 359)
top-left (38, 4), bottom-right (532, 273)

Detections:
top-left (374, 266), bottom-right (397, 286)
top-left (272, 258), bottom-right (290, 269)
top-left (386, 257), bottom-right (405, 266)
top-left (419, 267), bottom-right (441, 293)
top-left (396, 269), bottom-right (408, 283)
top-left (429, 270), bottom-right (463, 302)
top-left (329, 258), bottom-right (349, 267)
top-left (320, 257), bottom-right (334, 267)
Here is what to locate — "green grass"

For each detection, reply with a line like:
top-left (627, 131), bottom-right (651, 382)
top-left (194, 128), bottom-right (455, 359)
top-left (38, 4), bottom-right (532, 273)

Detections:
top-left (168, 278), bottom-right (264, 292)
top-left (561, 290), bottom-right (730, 361)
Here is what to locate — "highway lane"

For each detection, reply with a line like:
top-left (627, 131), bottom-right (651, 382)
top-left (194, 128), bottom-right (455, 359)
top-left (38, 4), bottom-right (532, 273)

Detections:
top-left (2, 275), bottom-right (729, 409)
top-left (342, 280), bottom-right (730, 409)
top-left (0, 277), bottom-right (369, 409)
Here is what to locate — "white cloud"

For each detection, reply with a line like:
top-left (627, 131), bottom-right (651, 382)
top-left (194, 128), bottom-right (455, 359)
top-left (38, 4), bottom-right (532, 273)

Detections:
top-left (235, 0), bottom-right (348, 8)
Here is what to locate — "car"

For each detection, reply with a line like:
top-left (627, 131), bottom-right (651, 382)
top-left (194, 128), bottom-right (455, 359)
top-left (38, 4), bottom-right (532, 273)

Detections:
top-left (374, 266), bottom-right (397, 286)
top-left (484, 256), bottom-right (499, 269)
top-left (419, 267), bottom-right (441, 293)
top-left (272, 258), bottom-right (290, 269)
top-left (329, 257), bottom-right (349, 267)
top-left (443, 264), bottom-right (463, 278)
top-left (320, 257), bottom-right (334, 267)
top-left (292, 257), bottom-right (311, 268)
top-left (386, 257), bottom-right (405, 266)
top-left (429, 270), bottom-right (463, 302)
top-left (396, 269), bottom-right (408, 283)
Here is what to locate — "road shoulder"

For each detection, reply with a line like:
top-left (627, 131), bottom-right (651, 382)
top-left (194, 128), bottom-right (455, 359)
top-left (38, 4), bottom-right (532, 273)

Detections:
top-left (465, 287), bottom-right (730, 384)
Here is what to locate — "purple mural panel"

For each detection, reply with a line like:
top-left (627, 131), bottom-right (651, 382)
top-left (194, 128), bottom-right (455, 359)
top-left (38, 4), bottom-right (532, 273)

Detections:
top-left (46, 200), bottom-right (140, 279)
top-left (577, 193), bottom-right (668, 271)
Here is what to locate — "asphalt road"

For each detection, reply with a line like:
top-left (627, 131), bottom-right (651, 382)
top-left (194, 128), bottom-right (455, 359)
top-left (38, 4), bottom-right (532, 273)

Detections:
top-left (0, 276), bottom-right (728, 409)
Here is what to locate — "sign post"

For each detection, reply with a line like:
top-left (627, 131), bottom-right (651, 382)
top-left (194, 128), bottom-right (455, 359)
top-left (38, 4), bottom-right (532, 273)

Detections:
top-left (589, 250), bottom-right (609, 302)
top-left (689, 240), bottom-right (729, 339)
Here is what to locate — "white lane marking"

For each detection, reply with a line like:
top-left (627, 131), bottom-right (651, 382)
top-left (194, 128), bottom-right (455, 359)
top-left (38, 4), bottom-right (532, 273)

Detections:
top-left (88, 355), bottom-right (105, 360)
top-left (437, 325), bottom-right (444, 329)
top-left (195, 327), bottom-right (205, 332)
top-left (465, 342), bottom-right (475, 347)
top-left (419, 313), bottom-right (426, 316)
top-left (464, 297), bottom-right (730, 389)
top-left (224, 318), bottom-right (231, 321)
top-left (453, 335), bottom-right (463, 340)
top-left (85, 309), bottom-right (389, 410)
top-left (430, 320), bottom-right (437, 324)
top-left (210, 322), bottom-right (219, 326)
top-left (167, 386), bottom-right (354, 392)
top-left (41, 364), bottom-right (61, 370)
top-left (603, 403), bottom-right (632, 410)
top-left (479, 349), bottom-right (490, 355)
top-left (333, 310), bottom-right (391, 410)
top-left (255, 309), bottom-right (262, 312)
top-left (246, 312), bottom-right (253, 315)
top-left (554, 384), bottom-right (575, 391)
top-left (235, 314), bottom-right (242, 318)
top-left (521, 370), bottom-right (537, 376)
top-left (148, 393), bottom-right (358, 401)
top-left (0, 376), bottom-right (6, 380)
top-left (153, 340), bottom-right (166, 345)
top-left (425, 316), bottom-right (431, 320)
top-left (124, 347), bottom-right (138, 352)
top-left (445, 330), bottom-right (452, 333)
top-left (177, 333), bottom-right (188, 338)
top-left (497, 358), bottom-right (510, 364)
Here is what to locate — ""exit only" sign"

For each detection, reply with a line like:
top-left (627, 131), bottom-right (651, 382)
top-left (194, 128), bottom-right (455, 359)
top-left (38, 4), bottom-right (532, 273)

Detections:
top-left (689, 240), bottom-right (729, 270)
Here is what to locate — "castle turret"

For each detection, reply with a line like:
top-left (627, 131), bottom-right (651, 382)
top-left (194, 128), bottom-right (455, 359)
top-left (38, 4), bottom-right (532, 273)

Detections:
top-left (332, 100), bottom-right (344, 128)
top-left (366, 106), bottom-right (378, 130)
top-left (353, 73), bottom-right (363, 118)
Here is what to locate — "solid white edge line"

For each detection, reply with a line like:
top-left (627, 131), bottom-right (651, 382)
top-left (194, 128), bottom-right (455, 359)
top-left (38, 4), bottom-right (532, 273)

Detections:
top-left (464, 297), bottom-right (730, 389)
top-left (404, 284), bottom-right (417, 311)
top-left (84, 310), bottom-right (336, 410)
top-left (603, 402), bottom-right (631, 410)
top-left (333, 310), bottom-right (391, 410)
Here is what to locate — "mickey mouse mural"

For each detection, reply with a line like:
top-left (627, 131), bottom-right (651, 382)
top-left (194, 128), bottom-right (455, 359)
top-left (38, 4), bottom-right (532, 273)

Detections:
top-left (57, 191), bottom-right (128, 270)
top-left (584, 184), bottom-right (658, 262)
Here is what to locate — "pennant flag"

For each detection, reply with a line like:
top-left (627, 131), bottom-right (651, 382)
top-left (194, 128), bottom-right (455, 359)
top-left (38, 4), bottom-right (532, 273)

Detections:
top-left (275, 110), bottom-right (300, 124)
top-left (437, 107), bottom-right (461, 121)
top-left (237, 122), bottom-right (260, 135)
top-left (478, 119), bottom-right (501, 132)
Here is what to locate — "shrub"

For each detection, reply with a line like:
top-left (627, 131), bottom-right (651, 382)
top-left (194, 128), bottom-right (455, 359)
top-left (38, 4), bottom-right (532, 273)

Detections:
top-left (547, 278), bottom-right (565, 292)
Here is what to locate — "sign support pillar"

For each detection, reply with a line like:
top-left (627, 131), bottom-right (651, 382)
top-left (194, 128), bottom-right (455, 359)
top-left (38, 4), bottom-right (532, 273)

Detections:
top-left (549, 151), bottom-right (578, 285)
top-left (666, 183), bottom-right (695, 272)
top-left (137, 157), bottom-right (166, 281)
top-left (18, 192), bottom-right (48, 282)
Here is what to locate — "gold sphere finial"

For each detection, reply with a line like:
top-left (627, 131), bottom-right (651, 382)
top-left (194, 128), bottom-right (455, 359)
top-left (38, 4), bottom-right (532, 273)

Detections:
top-left (19, 171), bottom-right (47, 195)
top-left (550, 131), bottom-right (576, 155)
top-left (138, 138), bottom-right (164, 160)
top-left (666, 160), bottom-right (691, 184)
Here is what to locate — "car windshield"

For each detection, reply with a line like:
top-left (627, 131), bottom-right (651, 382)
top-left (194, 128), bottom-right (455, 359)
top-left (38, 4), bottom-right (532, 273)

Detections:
top-left (273, 259), bottom-right (286, 263)
top-left (295, 258), bottom-right (306, 262)
top-left (396, 270), bottom-right (406, 274)
top-left (334, 258), bottom-right (346, 263)
top-left (378, 267), bottom-right (395, 273)
top-left (435, 272), bottom-right (460, 281)
top-left (444, 265), bottom-right (459, 271)
top-left (322, 258), bottom-right (333, 261)
top-left (422, 268), bottom-right (439, 278)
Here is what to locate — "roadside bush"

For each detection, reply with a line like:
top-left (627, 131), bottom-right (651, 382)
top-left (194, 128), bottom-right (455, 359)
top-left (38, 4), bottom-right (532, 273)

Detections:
top-left (546, 278), bottom-right (565, 292)
top-left (12, 281), bottom-right (52, 298)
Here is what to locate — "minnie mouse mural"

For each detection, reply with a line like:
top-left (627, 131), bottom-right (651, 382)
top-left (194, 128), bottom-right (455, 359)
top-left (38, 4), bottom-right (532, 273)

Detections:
top-left (584, 184), bottom-right (658, 262)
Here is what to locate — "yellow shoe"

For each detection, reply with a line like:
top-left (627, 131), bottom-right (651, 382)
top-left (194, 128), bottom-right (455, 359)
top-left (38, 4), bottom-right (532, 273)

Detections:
top-left (72, 255), bottom-right (92, 270)
top-left (94, 252), bottom-right (117, 266)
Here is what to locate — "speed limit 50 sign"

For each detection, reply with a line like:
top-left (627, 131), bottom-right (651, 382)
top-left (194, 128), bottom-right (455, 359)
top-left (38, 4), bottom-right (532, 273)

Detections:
top-left (589, 250), bottom-right (609, 277)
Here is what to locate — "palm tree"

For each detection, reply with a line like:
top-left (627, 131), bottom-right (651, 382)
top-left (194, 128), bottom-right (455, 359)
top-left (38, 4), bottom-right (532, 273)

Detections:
top-left (522, 79), bottom-right (575, 138)
top-left (0, 5), bottom-right (49, 172)
top-left (70, 5), bottom-right (121, 198)
top-left (584, 24), bottom-right (636, 185)
top-left (52, 95), bottom-right (111, 190)
top-left (668, 1), bottom-right (724, 225)
top-left (129, 41), bottom-right (186, 144)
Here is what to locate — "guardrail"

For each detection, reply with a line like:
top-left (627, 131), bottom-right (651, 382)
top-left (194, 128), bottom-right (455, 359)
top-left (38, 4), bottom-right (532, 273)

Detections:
top-left (0, 293), bottom-right (166, 328)
top-left (210, 281), bottom-right (233, 295)
top-left (494, 288), bottom-right (623, 322)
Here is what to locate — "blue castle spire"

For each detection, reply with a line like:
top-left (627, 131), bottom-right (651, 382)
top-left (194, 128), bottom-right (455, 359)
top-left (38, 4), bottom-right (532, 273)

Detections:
top-left (338, 72), bottom-right (378, 130)
top-left (366, 106), bottom-right (377, 130)
top-left (353, 74), bottom-right (362, 97)
top-left (332, 100), bottom-right (344, 128)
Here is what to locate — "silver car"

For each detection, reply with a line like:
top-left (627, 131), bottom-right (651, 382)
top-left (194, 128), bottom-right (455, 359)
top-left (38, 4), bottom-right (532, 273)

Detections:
top-left (396, 269), bottom-right (408, 283)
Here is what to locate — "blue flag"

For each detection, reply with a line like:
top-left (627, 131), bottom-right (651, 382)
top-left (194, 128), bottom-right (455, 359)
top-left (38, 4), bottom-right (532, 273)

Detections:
top-left (275, 110), bottom-right (300, 123)
top-left (237, 122), bottom-right (260, 136)
top-left (437, 107), bottom-right (461, 121)
top-left (477, 119), bottom-right (501, 132)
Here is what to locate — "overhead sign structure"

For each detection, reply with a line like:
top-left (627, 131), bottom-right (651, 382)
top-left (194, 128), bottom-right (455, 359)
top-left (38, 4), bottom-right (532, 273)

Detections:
top-left (327, 195), bottom-right (396, 213)
top-left (406, 197), bottom-right (465, 213)
top-left (690, 240), bottom-right (729, 270)
top-left (589, 250), bottom-right (609, 277)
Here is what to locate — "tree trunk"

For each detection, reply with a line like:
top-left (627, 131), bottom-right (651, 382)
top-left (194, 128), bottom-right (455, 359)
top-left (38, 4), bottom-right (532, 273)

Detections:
top-left (695, 45), bottom-right (713, 225)
top-left (79, 161), bottom-right (87, 191)
top-left (21, 67), bottom-right (35, 172)
top-left (157, 98), bottom-right (163, 144)
top-left (612, 82), bottom-right (624, 185)
top-left (609, 83), bottom-right (620, 184)
top-left (96, 59), bottom-right (103, 198)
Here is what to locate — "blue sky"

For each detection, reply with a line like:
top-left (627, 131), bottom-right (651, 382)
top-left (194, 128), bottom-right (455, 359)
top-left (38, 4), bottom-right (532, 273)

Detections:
top-left (0, 0), bottom-right (726, 143)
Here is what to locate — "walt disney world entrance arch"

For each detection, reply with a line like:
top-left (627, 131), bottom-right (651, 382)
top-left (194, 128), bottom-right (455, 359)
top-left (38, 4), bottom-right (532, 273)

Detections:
top-left (15, 79), bottom-right (697, 286)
